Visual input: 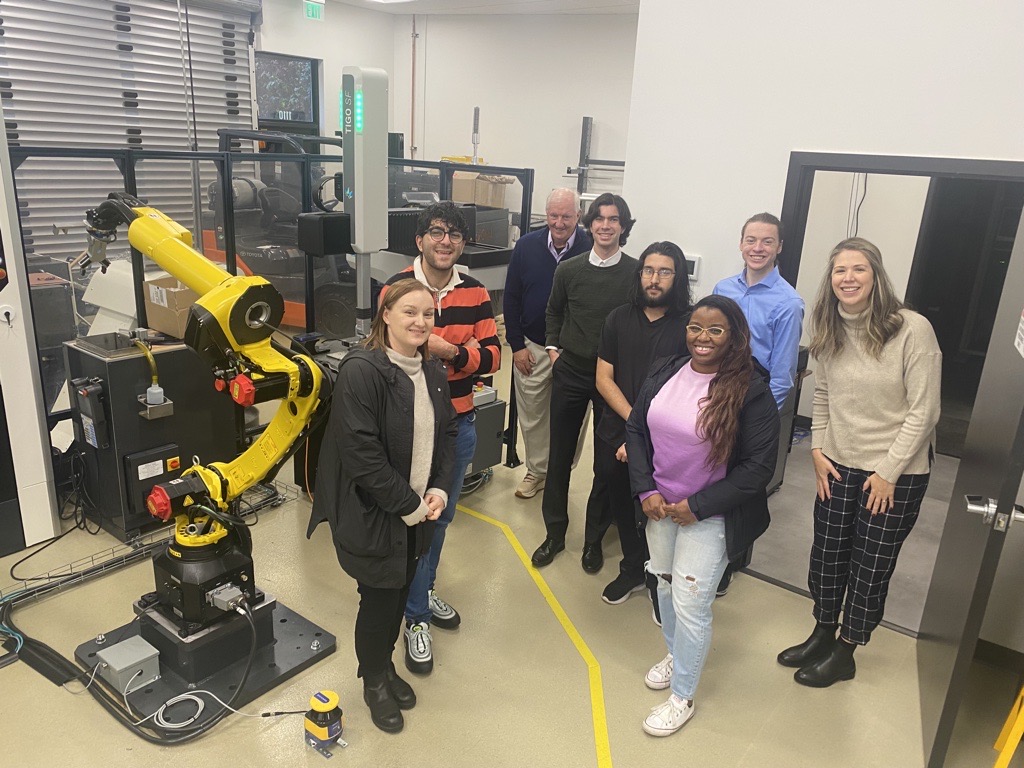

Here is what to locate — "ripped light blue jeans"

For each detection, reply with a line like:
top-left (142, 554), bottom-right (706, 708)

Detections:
top-left (646, 515), bottom-right (729, 701)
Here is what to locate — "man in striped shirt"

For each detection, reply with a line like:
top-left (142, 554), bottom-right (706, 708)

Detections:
top-left (381, 201), bottom-right (501, 676)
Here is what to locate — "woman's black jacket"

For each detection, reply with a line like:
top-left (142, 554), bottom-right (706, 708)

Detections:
top-left (306, 348), bottom-right (458, 588)
top-left (624, 354), bottom-right (780, 561)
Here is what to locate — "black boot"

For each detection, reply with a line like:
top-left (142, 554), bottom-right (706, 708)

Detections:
top-left (363, 671), bottom-right (404, 733)
top-left (795, 639), bottom-right (857, 688)
top-left (386, 662), bottom-right (416, 710)
top-left (777, 623), bottom-right (837, 668)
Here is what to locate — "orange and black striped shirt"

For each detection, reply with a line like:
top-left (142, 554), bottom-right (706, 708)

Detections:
top-left (381, 262), bottom-right (500, 414)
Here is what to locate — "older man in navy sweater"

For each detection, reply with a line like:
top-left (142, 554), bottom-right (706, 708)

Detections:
top-left (502, 188), bottom-right (592, 499)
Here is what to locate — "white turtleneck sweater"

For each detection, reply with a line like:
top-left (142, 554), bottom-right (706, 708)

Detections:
top-left (386, 348), bottom-right (445, 525)
top-left (810, 307), bottom-right (942, 482)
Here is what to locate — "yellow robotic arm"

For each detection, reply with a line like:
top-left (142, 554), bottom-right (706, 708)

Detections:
top-left (84, 193), bottom-right (324, 519)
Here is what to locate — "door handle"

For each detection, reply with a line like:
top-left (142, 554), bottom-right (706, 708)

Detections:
top-left (964, 495), bottom-right (1024, 532)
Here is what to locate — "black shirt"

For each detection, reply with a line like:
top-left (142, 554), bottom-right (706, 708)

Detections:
top-left (596, 304), bottom-right (689, 446)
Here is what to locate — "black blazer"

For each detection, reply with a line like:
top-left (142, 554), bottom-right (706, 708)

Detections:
top-left (307, 348), bottom-right (458, 588)
top-left (624, 354), bottom-right (780, 561)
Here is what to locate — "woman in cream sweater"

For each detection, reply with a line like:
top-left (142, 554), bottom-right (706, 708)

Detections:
top-left (777, 237), bottom-right (941, 688)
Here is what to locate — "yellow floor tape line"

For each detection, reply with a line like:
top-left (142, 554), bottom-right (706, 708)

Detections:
top-left (457, 504), bottom-right (613, 768)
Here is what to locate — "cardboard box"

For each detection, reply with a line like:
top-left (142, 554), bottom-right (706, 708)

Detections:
top-left (451, 172), bottom-right (514, 208)
top-left (143, 276), bottom-right (199, 338)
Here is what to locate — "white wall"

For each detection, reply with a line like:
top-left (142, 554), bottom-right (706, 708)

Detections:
top-left (795, 172), bottom-right (931, 418)
top-left (623, 0), bottom-right (1024, 298)
top-left (259, 0), bottom-right (397, 137)
top-left (392, 13), bottom-right (637, 214)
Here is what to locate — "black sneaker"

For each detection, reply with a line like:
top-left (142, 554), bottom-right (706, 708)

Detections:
top-left (648, 575), bottom-right (662, 626)
top-left (716, 570), bottom-right (732, 598)
top-left (601, 573), bottom-right (646, 605)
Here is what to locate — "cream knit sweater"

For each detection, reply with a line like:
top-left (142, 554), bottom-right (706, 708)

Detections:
top-left (810, 307), bottom-right (942, 482)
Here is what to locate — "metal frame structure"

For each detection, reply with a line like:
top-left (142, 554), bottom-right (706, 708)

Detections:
top-left (7, 145), bottom-right (533, 467)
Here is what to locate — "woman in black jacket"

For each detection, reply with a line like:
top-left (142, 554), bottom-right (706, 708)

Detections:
top-left (307, 279), bottom-right (457, 734)
top-left (625, 295), bottom-right (779, 737)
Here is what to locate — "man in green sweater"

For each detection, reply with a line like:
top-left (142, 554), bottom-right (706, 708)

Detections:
top-left (532, 193), bottom-right (640, 571)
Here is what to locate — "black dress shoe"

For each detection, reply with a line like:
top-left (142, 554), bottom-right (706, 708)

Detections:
top-left (581, 543), bottom-right (604, 574)
top-left (794, 642), bottom-right (856, 688)
top-left (386, 662), bottom-right (416, 710)
top-left (363, 672), bottom-right (404, 732)
top-left (777, 624), bottom-right (837, 668)
top-left (531, 538), bottom-right (565, 567)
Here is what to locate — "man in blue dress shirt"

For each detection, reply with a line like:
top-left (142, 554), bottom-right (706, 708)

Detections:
top-left (712, 212), bottom-right (804, 594)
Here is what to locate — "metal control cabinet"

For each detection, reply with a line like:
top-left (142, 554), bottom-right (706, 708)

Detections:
top-left (64, 334), bottom-right (242, 540)
top-left (467, 398), bottom-right (506, 478)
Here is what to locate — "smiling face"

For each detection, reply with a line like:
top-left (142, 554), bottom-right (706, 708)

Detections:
top-left (546, 192), bottom-right (580, 249)
top-left (686, 306), bottom-right (731, 374)
top-left (830, 249), bottom-right (875, 314)
top-left (740, 221), bottom-right (782, 281)
top-left (589, 203), bottom-right (624, 253)
top-left (416, 217), bottom-right (465, 277)
top-left (383, 288), bottom-right (435, 357)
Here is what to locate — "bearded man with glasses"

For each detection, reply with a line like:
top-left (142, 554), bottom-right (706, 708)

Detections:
top-left (594, 242), bottom-right (693, 611)
top-left (381, 200), bottom-right (501, 676)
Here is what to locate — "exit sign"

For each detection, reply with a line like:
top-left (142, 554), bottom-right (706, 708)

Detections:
top-left (303, 0), bottom-right (323, 21)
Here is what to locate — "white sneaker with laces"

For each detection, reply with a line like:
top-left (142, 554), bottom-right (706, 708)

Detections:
top-left (428, 590), bottom-right (461, 629)
top-left (404, 621), bottom-right (433, 674)
top-left (645, 653), bottom-right (673, 690)
top-left (515, 472), bottom-right (545, 499)
top-left (643, 694), bottom-right (694, 737)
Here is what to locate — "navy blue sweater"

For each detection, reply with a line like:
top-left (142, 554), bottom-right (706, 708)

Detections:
top-left (502, 225), bottom-right (592, 352)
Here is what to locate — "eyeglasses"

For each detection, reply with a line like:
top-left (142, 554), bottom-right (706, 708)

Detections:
top-left (426, 227), bottom-right (465, 244)
top-left (685, 324), bottom-right (727, 338)
top-left (641, 267), bottom-right (675, 279)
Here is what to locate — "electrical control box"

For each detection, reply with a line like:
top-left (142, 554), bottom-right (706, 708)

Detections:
top-left (96, 635), bottom-right (160, 695)
top-left (65, 335), bottom-right (241, 541)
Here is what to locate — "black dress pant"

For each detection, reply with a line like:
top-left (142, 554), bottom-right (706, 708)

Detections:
top-left (354, 528), bottom-right (417, 677)
top-left (808, 461), bottom-right (929, 645)
top-left (595, 432), bottom-right (647, 580)
top-left (541, 357), bottom-right (611, 545)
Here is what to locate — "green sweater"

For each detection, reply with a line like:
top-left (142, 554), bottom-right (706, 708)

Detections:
top-left (545, 252), bottom-right (638, 368)
top-left (810, 307), bottom-right (942, 482)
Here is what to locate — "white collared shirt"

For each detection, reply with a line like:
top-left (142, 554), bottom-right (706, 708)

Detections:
top-left (588, 248), bottom-right (622, 267)
top-left (413, 256), bottom-right (463, 312)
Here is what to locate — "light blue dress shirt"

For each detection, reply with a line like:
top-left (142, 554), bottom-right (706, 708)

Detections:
top-left (713, 267), bottom-right (804, 410)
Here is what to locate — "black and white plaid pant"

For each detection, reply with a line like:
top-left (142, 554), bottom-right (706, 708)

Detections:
top-left (808, 460), bottom-right (929, 645)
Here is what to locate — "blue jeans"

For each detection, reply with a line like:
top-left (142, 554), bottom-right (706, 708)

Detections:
top-left (405, 412), bottom-right (477, 624)
top-left (646, 515), bottom-right (728, 700)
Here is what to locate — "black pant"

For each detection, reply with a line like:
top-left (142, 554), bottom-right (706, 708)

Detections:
top-left (541, 358), bottom-right (610, 544)
top-left (808, 461), bottom-right (929, 645)
top-left (595, 432), bottom-right (647, 580)
top-left (354, 529), bottom-right (417, 677)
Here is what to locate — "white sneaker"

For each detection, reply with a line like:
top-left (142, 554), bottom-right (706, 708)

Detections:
top-left (515, 472), bottom-right (545, 499)
top-left (643, 695), bottom-right (694, 737)
top-left (404, 622), bottom-right (433, 674)
top-left (645, 653), bottom-right (673, 690)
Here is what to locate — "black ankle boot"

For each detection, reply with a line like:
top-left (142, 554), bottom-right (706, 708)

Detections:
top-left (386, 662), bottom-right (416, 710)
top-left (794, 639), bottom-right (857, 688)
top-left (363, 671), bottom-right (404, 733)
top-left (777, 623), bottom-right (837, 668)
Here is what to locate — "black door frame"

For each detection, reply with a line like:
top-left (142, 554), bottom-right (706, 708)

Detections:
top-left (778, 151), bottom-right (1024, 766)
top-left (777, 151), bottom-right (1024, 286)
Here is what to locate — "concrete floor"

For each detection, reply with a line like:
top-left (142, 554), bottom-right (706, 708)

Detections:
top-left (1, 348), bottom-right (1021, 767)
